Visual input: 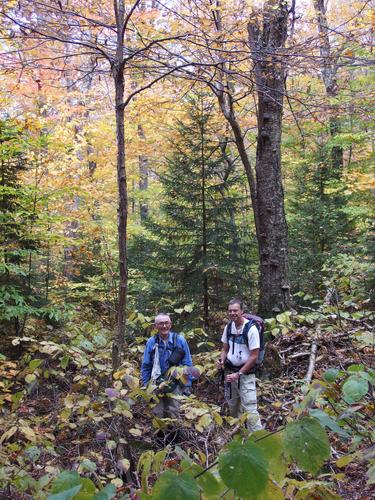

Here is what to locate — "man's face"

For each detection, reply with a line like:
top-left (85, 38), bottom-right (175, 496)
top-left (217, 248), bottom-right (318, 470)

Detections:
top-left (155, 316), bottom-right (171, 337)
top-left (228, 303), bottom-right (243, 323)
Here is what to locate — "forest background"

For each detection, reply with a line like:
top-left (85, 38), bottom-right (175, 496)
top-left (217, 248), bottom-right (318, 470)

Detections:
top-left (0, 1), bottom-right (374, 499)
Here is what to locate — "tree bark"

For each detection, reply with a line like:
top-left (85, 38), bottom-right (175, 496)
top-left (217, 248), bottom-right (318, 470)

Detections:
top-left (199, 98), bottom-right (209, 331)
top-left (313, 0), bottom-right (343, 173)
top-left (112, 0), bottom-right (128, 370)
top-left (248, 0), bottom-right (290, 316)
top-left (209, 0), bottom-right (290, 316)
top-left (138, 125), bottom-right (149, 221)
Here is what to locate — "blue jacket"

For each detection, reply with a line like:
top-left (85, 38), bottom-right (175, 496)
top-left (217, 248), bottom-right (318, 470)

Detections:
top-left (141, 331), bottom-right (192, 386)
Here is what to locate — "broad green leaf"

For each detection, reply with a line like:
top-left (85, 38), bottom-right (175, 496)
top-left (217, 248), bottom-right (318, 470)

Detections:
top-left (47, 485), bottom-right (82, 500)
top-left (92, 484), bottom-right (116, 500)
top-left (29, 358), bottom-right (43, 370)
top-left (78, 459), bottom-right (97, 472)
top-left (152, 450), bottom-right (168, 473)
top-left (138, 450), bottom-right (154, 491)
top-left (342, 375), bottom-right (369, 403)
top-left (347, 364), bottom-right (365, 372)
top-left (283, 417), bottom-right (330, 474)
top-left (50, 471), bottom-right (81, 494)
top-left (244, 479), bottom-right (284, 500)
top-left (185, 462), bottom-right (223, 498)
top-left (309, 409), bottom-right (350, 438)
top-left (218, 440), bottom-right (268, 497)
top-left (151, 471), bottom-right (199, 500)
top-left (250, 431), bottom-right (287, 482)
top-left (61, 355), bottom-right (70, 369)
top-left (323, 368), bottom-right (339, 383)
top-left (74, 477), bottom-right (96, 499)
top-left (50, 472), bottom-right (96, 499)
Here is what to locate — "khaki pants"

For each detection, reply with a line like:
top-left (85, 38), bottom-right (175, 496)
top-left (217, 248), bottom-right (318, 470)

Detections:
top-left (152, 384), bottom-right (182, 419)
top-left (227, 373), bottom-right (262, 432)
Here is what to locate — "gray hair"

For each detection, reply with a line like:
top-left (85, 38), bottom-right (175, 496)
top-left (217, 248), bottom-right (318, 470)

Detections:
top-left (154, 313), bottom-right (171, 324)
top-left (228, 298), bottom-right (244, 310)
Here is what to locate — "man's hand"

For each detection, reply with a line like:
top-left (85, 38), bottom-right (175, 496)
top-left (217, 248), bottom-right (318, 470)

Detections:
top-left (217, 357), bottom-right (225, 369)
top-left (226, 372), bottom-right (240, 383)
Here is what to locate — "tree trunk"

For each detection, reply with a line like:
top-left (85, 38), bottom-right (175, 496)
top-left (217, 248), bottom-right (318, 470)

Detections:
top-left (199, 101), bottom-right (209, 331)
top-left (112, 0), bottom-right (128, 370)
top-left (248, 0), bottom-right (290, 316)
top-left (138, 125), bottom-right (149, 221)
top-left (313, 0), bottom-right (343, 173)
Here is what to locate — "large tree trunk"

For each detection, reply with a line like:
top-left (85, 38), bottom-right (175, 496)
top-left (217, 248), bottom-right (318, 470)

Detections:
top-left (248, 0), bottom-right (290, 316)
top-left (211, 0), bottom-right (290, 316)
top-left (112, 0), bottom-right (128, 370)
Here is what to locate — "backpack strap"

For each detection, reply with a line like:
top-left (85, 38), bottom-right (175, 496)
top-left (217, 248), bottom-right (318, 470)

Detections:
top-left (152, 332), bottom-right (179, 356)
top-left (173, 332), bottom-right (178, 348)
top-left (225, 321), bottom-right (234, 355)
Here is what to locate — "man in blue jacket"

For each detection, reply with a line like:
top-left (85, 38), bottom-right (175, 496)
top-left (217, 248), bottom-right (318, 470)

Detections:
top-left (141, 313), bottom-right (193, 418)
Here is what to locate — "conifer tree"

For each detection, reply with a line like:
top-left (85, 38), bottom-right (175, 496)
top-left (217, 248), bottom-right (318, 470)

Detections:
top-left (0, 118), bottom-right (37, 334)
top-left (288, 137), bottom-right (353, 293)
top-left (130, 94), bottom-right (255, 329)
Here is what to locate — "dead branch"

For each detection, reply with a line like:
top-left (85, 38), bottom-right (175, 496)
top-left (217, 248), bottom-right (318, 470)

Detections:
top-left (305, 326), bottom-right (320, 385)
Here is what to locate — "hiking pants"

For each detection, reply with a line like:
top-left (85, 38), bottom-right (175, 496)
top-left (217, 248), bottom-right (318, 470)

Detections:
top-left (152, 384), bottom-right (182, 419)
top-left (227, 373), bottom-right (262, 432)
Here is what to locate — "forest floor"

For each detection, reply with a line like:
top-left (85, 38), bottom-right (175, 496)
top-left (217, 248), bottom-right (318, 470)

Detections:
top-left (0, 314), bottom-right (373, 499)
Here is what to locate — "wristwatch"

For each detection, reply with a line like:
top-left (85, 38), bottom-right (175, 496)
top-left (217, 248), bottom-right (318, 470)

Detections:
top-left (238, 371), bottom-right (245, 377)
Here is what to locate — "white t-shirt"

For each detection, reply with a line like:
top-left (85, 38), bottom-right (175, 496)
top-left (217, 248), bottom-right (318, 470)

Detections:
top-left (221, 319), bottom-right (260, 367)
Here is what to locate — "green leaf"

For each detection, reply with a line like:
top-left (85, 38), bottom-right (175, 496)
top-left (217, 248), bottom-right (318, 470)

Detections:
top-left (151, 471), bottom-right (199, 500)
top-left (246, 479), bottom-right (284, 500)
top-left (78, 459), bottom-right (97, 473)
top-left (92, 484), bottom-right (116, 500)
top-left (283, 417), bottom-right (330, 474)
top-left (347, 364), bottom-right (365, 372)
top-left (309, 409), bottom-right (350, 438)
top-left (61, 355), bottom-right (70, 369)
top-left (29, 358), bottom-right (43, 370)
top-left (47, 485), bottom-right (82, 500)
top-left (50, 471), bottom-right (81, 493)
top-left (50, 471), bottom-right (96, 499)
top-left (250, 431), bottom-right (287, 482)
top-left (218, 440), bottom-right (268, 497)
top-left (342, 375), bottom-right (369, 403)
top-left (323, 368), bottom-right (339, 383)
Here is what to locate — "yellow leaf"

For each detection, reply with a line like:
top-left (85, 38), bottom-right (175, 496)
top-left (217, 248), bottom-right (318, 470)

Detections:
top-left (196, 413), bottom-right (212, 431)
top-left (0, 426), bottom-right (17, 444)
top-left (336, 454), bottom-right (355, 468)
top-left (25, 374), bottom-right (37, 384)
top-left (20, 426), bottom-right (36, 442)
top-left (77, 395), bottom-right (90, 407)
top-left (124, 375), bottom-right (139, 390)
top-left (129, 428), bottom-right (142, 437)
top-left (111, 478), bottom-right (123, 487)
top-left (118, 458), bottom-right (130, 473)
top-left (64, 395), bottom-right (75, 408)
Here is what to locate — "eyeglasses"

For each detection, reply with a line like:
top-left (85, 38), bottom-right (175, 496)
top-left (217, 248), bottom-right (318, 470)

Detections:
top-left (156, 321), bottom-right (170, 326)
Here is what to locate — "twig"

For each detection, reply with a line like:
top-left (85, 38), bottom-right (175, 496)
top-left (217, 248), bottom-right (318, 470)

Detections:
top-left (305, 326), bottom-right (320, 385)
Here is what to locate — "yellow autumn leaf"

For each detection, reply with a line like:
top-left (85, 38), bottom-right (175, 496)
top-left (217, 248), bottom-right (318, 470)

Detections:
top-left (129, 428), bottom-right (142, 437)
top-left (0, 426), bottom-right (18, 444)
top-left (20, 426), bottom-right (37, 442)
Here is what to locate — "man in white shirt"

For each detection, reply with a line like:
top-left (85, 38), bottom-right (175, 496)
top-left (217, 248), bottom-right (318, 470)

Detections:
top-left (218, 299), bottom-right (263, 432)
